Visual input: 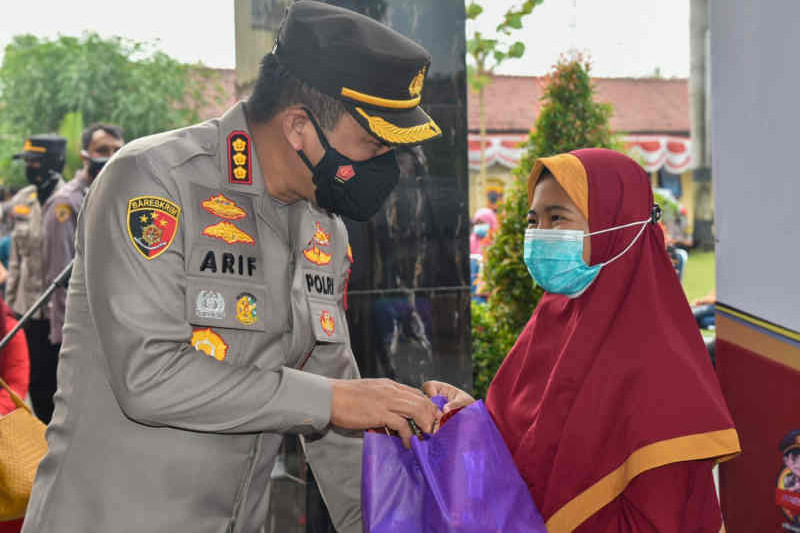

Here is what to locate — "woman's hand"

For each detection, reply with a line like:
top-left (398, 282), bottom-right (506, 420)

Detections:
top-left (422, 380), bottom-right (476, 414)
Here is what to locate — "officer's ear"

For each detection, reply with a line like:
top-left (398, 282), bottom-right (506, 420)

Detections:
top-left (281, 107), bottom-right (310, 151)
top-left (80, 149), bottom-right (90, 168)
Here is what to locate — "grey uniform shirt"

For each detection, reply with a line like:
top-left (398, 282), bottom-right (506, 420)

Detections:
top-left (23, 103), bottom-right (363, 533)
top-left (5, 180), bottom-right (64, 318)
top-left (42, 169), bottom-right (90, 343)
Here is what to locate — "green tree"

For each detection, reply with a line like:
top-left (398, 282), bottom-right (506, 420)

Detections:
top-left (466, 1), bottom-right (543, 189)
top-left (58, 112), bottom-right (85, 180)
top-left (0, 33), bottom-right (220, 186)
top-left (473, 55), bottom-right (621, 392)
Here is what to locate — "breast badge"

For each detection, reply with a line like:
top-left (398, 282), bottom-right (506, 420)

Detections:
top-left (320, 310), bottom-right (335, 336)
top-left (228, 130), bottom-right (252, 185)
top-left (191, 328), bottom-right (228, 361)
top-left (195, 290), bottom-right (225, 320)
top-left (303, 221), bottom-right (332, 266)
top-left (55, 203), bottom-right (72, 223)
top-left (201, 193), bottom-right (247, 220)
top-left (202, 221), bottom-right (255, 245)
top-left (235, 292), bottom-right (258, 325)
top-left (127, 196), bottom-right (181, 260)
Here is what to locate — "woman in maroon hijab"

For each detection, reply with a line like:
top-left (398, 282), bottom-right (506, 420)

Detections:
top-left (426, 149), bottom-right (740, 532)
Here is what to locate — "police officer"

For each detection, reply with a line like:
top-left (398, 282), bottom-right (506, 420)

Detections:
top-left (42, 123), bottom-right (124, 347)
top-left (23, 3), bottom-right (442, 533)
top-left (6, 133), bottom-right (66, 423)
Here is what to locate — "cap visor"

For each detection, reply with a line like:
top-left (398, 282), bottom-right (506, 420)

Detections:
top-left (345, 103), bottom-right (442, 146)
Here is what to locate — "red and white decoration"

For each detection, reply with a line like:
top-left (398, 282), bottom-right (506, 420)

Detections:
top-left (468, 134), bottom-right (692, 174)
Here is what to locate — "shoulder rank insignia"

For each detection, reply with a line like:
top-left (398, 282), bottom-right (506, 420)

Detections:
top-left (127, 196), bottom-right (180, 260)
top-left (13, 204), bottom-right (31, 217)
top-left (55, 203), bottom-right (72, 223)
top-left (202, 221), bottom-right (255, 245)
top-left (228, 131), bottom-right (252, 185)
top-left (236, 292), bottom-right (258, 325)
top-left (320, 310), bottom-right (335, 336)
top-left (191, 328), bottom-right (228, 361)
top-left (202, 193), bottom-right (247, 220)
top-left (303, 221), bottom-right (332, 266)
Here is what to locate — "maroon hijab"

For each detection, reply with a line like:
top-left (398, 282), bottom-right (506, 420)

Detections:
top-left (486, 149), bottom-right (739, 531)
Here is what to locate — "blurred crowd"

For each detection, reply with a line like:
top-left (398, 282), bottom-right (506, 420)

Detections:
top-left (0, 125), bottom-right (124, 428)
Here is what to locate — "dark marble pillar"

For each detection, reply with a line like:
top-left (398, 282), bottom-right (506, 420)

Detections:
top-left (338, 0), bottom-right (471, 393)
top-left (263, 1), bottom-right (468, 531)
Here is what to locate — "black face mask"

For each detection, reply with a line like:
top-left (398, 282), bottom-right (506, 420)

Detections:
top-left (87, 156), bottom-right (110, 180)
top-left (25, 165), bottom-right (54, 187)
top-left (297, 109), bottom-right (399, 222)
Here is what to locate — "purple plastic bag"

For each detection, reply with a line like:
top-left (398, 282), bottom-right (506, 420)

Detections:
top-left (362, 397), bottom-right (546, 532)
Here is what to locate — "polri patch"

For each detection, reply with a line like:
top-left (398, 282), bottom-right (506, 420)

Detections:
top-left (127, 196), bottom-right (180, 260)
top-left (202, 193), bottom-right (247, 220)
top-left (13, 204), bottom-right (30, 217)
top-left (191, 328), bottom-right (228, 361)
top-left (228, 131), bottom-right (252, 185)
top-left (55, 203), bottom-right (72, 223)
top-left (202, 221), bottom-right (255, 245)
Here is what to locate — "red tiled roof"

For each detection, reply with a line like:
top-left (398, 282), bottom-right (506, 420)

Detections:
top-left (194, 68), bottom-right (239, 121)
top-left (468, 75), bottom-right (689, 135)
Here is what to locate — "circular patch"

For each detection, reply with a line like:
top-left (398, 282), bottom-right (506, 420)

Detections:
top-left (191, 328), bottom-right (228, 361)
top-left (55, 203), bottom-right (72, 223)
top-left (235, 292), bottom-right (258, 325)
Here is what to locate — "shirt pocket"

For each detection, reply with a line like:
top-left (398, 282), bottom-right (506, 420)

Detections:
top-left (186, 277), bottom-right (269, 364)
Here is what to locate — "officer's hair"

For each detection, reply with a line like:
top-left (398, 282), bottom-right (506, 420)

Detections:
top-left (786, 449), bottom-right (800, 461)
top-left (81, 123), bottom-right (124, 151)
top-left (246, 53), bottom-right (345, 130)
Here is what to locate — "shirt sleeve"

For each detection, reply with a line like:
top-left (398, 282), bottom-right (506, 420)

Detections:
top-left (0, 316), bottom-right (30, 414)
top-left (82, 149), bottom-right (333, 434)
top-left (575, 459), bottom-right (723, 533)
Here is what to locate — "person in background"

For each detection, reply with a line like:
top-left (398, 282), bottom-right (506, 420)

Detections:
top-left (6, 135), bottom-right (66, 424)
top-left (0, 297), bottom-right (30, 533)
top-left (469, 207), bottom-right (499, 302)
top-left (469, 206), bottom-right (498, 256)
top-left (42, 123), bottom-right (124, 348)
top-left (426, 149), bottom-right (740, 532)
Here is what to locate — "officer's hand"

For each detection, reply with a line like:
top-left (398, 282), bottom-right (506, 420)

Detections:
top-left (329, 378), bottom-right (441, 448)
top-left (423, 380), bottom-right (476, 415)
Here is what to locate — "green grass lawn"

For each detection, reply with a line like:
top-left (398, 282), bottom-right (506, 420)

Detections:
top-left (682, 250), bottom-right (715, 305)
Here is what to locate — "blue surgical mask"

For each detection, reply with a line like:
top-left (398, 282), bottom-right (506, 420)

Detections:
top-left (523, 217), bottom-right (651, 298)
top-left (474, 223), bottom-right (490, 238)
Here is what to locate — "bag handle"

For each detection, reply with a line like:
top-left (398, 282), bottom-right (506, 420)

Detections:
top-left (0, 374), bottom-right (32, 414)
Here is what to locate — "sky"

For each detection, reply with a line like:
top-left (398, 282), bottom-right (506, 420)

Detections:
top-left (0, 0), bottom-right (689, 78)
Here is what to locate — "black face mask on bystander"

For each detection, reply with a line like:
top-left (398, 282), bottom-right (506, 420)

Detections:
top-left (296, 109), bottom-right (399, 222)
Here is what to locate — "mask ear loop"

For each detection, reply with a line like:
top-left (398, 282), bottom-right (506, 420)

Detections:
top-left (296, 107), bottom-right (332, 173)
top-left (586, 204), bottom-right (661, 267)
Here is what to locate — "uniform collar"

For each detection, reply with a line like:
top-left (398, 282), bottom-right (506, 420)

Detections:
top-left (218, 101), bottom-right (266, 196)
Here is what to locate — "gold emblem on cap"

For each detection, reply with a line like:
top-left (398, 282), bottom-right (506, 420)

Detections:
top-left (22, 139), bottom-right (47, 153)
top-left (408, 66), bottom-right (426, 98)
